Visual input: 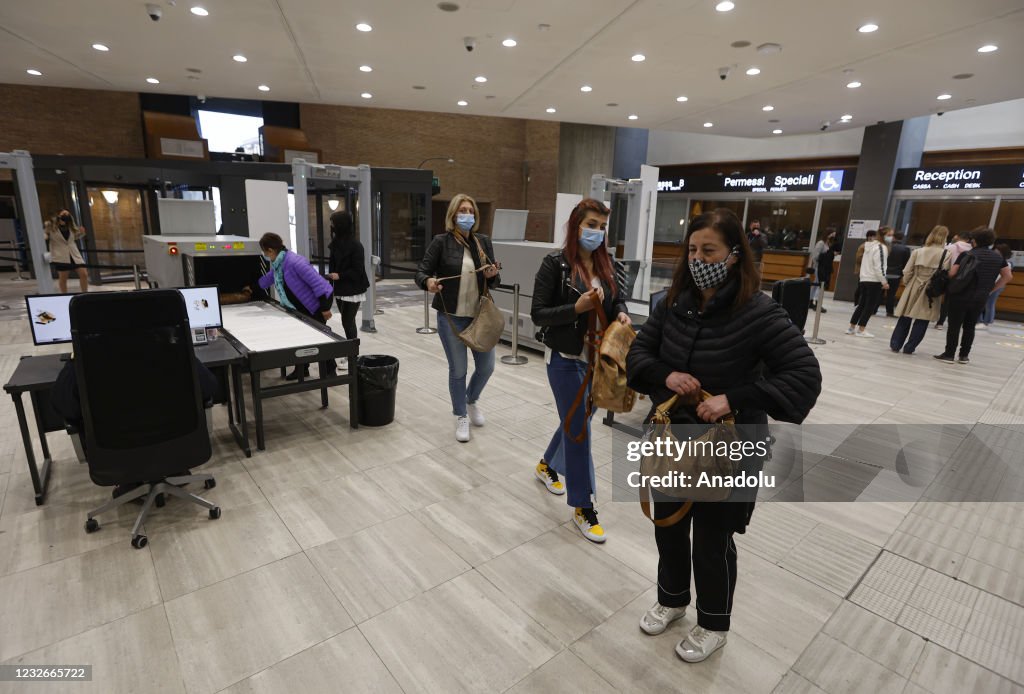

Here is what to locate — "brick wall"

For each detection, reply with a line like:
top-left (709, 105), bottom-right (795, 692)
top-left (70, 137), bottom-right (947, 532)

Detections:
top-left (300, 103), bottom-right (559, 239)
top-left (0, 84), bottom-right (144, 157)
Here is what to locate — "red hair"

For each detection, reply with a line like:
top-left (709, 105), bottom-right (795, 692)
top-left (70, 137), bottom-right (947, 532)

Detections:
top-left (564, 198), bottom-right (616, 293)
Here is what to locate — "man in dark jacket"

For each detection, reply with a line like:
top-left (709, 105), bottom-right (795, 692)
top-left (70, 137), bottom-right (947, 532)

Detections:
top-left (746, 220), bottom-right (767, 264)
top-left (884, 230), bottom-right (913, 316)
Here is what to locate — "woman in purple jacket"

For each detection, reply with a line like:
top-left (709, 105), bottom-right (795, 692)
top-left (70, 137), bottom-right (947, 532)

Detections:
top-left (246, 232), bottom-right (336, 380)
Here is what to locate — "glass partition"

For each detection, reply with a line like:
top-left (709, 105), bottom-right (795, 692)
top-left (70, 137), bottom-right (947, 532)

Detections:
top-left (994, 199), bottom-right (1024, 252)
top-left (746, 199), bottom-right (817, 250)
top-left (892, 198), bottom-right (995, 246)
top-left (86, 186), bottom-right (149, 280)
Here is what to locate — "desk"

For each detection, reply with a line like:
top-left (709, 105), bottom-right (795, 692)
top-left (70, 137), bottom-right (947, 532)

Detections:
top-left (3, 342), bottom-right (250, 506)
top-left (219, 302), bottom-right (359, 451)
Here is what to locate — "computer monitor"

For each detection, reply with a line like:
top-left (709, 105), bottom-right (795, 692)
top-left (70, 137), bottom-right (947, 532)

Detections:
top-left (25, 294), bottom-right (75, 346)
top-left (178, 286), bottom-right (222, 330)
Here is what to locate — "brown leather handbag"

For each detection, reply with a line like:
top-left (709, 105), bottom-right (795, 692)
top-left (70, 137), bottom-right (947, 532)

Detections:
top-left (439, 234), bottom-right (505, 352)
top-left (592, 319), bottom-right (637, 413)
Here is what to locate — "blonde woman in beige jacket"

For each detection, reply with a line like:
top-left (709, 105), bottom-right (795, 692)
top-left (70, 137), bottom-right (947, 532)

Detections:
top-left (889, 225), bottom-right (951, 355)
top-left (44, 209), bottom-right (89, 293)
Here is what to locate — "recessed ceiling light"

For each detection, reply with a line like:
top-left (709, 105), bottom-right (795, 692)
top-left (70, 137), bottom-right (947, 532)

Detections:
top-left (457, 100), bottom-right (468, 106)
top-left (858, 23), bottom-right (878, 33)
top-left (356, 23), bottom-right (373, 32)
top-left (631, 54), bottom-right (646, 62)
top-left (676, 95), bottom-right (688, 102)
top-left (361, 92), bottom-right (373, 99)
top-left (146, 77), bottom-right (160, 84)
top-left (772, 129), bottom-right (782, 134)
top-left (840, 114), bottom-right (853, 120)
top-left (762, 105), bottom-right (774, 111)
top-left (233, 54), bottom-right (247, 63)
top-left (977, 44), bottom-right (998, 53)
top-left (715, 1), bottom-right (735, 11)
top-left (92, 43), bottom-right (109, 52)
top-left (847, 81), bottom-right (862, 89)
top-left (580, 85), bottom-right (592, 92)
top-left (26, 69), bottom-right (42, 76)
top-left (703, 122), bottom-right (713, 128)
top-left (474, 75), bottom-right (487, 83)
top-left (258, 85), bottom-right (270, 92)
top-left (502, 38), bottom-right (517, 47)
top-left (756, 42), bottom-right (782, 54)
top-left (546, 107), bottom-right (556, 113)
top-left (359, 65), bottom-right (372, 72)
top-left (190, 6), bottom-right (208, 16)
top-left (628, 114), bottom-right (639, 120)
top-left (745, 67), bottom-right (761, 76)
top-left (937, 93), bottom-right (952, 100)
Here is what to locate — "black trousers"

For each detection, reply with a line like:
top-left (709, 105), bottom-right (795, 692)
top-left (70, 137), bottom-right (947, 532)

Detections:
top-left (655, 503), bottom-right (738, 632)
top-left (335, 298), bottom-right (360, 341)
top-left (850, 282), bottom-right (883, 327)
top-left (884, 275), bottom-right (902, 315)
top-left (944, 298), bottom-right (984, 358)
top-left (937, 298), bottom-right (949, 326)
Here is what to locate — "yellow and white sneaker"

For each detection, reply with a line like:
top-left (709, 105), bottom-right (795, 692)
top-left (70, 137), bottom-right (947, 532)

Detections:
top-left (535, 461), bottom-right (565, 495)
top-left (573, 507), bottom-right (606, 543)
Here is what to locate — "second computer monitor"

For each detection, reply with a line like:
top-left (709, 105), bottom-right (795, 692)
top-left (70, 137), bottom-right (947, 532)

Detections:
top-left (178, 286), bottom-right (222, 330)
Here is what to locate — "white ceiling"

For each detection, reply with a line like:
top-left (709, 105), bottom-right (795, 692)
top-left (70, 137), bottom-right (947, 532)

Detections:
top-left (2, 0), bottom-right (1023, 137)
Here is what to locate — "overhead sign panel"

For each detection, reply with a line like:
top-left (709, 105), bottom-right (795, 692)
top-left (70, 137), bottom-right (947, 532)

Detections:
top-left (893, 164), bottom-right (1024, 190)
top-left (657, 168), bottom-right (856, 194)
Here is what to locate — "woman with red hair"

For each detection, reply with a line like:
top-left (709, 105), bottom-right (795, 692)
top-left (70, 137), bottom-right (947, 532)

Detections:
top-left (530, 198), bottom-right (631, 542)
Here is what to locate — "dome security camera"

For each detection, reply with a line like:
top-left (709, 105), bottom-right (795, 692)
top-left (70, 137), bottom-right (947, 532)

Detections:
top-left (146, 3), bottom-right (162, 21)
top-left (464, 36), bottom-right (476, 52)
top-left (718, 66), bottom-right (731, 81)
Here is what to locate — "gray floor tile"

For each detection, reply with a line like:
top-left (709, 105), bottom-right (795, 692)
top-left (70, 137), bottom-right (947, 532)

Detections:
top-left (792, 633), bottom-right (908, 694)
top-left (773, 672), bottom-right (829, 694)
top-left (505, 650), bottom-right (617, 694)
top-left (822, 601), bottom-right (925, 679)
top-left (360, 570), bottom-right (561, 694)
top-left (164, 554), bottom-right (352, 694)
top-left (778, 523), bottom-right (879, 596)
top-left (910, 642), bottom-right (1022, 693)
top-left (372, 451), bottom-right (490, 511)
top-left (241, 439), bottom-right (359, 492)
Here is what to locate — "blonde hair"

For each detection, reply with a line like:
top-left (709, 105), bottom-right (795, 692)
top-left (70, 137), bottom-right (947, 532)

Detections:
top-left (925, 225), bottom-right (949, 247)
top-left (444, 194), bottom-right (480, 234)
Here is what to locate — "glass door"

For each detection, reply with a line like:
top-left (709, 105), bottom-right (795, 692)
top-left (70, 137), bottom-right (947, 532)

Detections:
top-left (378, 183), bottom-right (429, 278)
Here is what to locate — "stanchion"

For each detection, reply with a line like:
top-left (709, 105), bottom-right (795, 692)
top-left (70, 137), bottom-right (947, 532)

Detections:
top-left (132, 264), bottom-right (141, 290)
top-left (807, 281), bottom-right (826, 345)
top-left (500, 283), bottom-right (528, 365)
top-left (416, 291), bottom-right (437, 334)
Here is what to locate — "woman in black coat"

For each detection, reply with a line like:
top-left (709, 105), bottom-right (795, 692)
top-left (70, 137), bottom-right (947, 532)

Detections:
top-left (326, 210), bottom-right (370, 343)
top-left (626, 208), bottom-right (821, 663)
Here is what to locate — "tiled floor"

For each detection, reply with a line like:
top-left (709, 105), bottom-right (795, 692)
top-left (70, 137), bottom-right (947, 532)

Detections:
top-left (1, 277), bottom-right (1023, 693)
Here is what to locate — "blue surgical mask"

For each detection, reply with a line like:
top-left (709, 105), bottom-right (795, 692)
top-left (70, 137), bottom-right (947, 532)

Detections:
top-left (262, 253), bottom-right (272, 263)
top-left (579, 228), bottom-right (605, 251)
top-left (456, 214), bottom-right (475, 232)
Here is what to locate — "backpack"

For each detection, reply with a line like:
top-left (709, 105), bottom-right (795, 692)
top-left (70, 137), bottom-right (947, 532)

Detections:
top-left (925, 249), bottom-right (949, 304)
top-left (591, 319), bottom-right (637, 413)
top-left (946, 252), bottom-right (979, 296)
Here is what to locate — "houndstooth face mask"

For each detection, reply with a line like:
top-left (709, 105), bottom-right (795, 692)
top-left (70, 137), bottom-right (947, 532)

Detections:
top-left (688, 247), bottom-right (738, 290)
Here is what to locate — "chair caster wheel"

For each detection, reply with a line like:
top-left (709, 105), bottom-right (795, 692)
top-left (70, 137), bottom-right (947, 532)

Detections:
top-left (84, 518), bottom-right (99, 533)
top-left (131, 534), bottom-right (148, 549)
top-left (204, 478), bottom-right (216, 490)
top-left (155, 493), bottom-right (166, 508)
top-left (209, 507), bottom-right (222, 520)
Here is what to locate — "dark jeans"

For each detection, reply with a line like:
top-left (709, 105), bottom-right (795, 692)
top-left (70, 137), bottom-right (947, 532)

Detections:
top-left (335, 298), bottom-right (360, 340)
top-left (884, 275), bottom-right (902, 315)
top-left (890, 317), bottom-right (929, 354)
top-left (944, 299), bottom-right (984, 358)
top-left (543, 352), bottom-right (594, 509)
top-left (655, 504), bottom-right (737, 632)
top-left (937, 298), bottom-right (949, 326)
top-left (850, 282), bottom-right (883, 327)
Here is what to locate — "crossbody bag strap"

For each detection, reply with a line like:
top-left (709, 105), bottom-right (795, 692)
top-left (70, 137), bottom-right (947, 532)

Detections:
top-left (640, 486), bottom-right (693, 527)
top-left (562, 308), bottom-right (599, 444)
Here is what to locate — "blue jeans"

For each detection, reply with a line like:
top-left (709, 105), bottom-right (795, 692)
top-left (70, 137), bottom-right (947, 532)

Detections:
top-left (543, 351), bottom-right (596, 509)
top-left (890, 316), bottom-right (929, 354)
top-left (436, 312), bottom-right (495, 417)
top-left (980, 287), bottom-right (1004, 325)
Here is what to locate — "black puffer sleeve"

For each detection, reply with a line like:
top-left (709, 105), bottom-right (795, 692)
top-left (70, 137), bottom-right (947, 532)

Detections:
top-left (626, 298), bottom-right (674, 398)
top-left (531, 254), bottom-right (576, 327)
top-left (724, 297), bottom-right (821, 423)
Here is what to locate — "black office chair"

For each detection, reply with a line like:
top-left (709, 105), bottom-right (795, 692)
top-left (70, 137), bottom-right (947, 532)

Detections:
top-left (71, 290), bottom-right (221, 549)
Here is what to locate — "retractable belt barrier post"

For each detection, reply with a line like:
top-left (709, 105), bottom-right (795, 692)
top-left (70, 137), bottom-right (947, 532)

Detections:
top-left (132, 265), bottom-right (141, 290)
top-left (500, 282), bottom-right (528, 365)
top-left (807, 281), bottom-right (826, 345)
top-left (416, 290), bottom-right (437, 334)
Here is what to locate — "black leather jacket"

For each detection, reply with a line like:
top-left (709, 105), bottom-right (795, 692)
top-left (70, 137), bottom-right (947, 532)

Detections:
top-left (415, 232), bottom-right (500, 314)
top-left (531, 251), bottom-right (628, 356)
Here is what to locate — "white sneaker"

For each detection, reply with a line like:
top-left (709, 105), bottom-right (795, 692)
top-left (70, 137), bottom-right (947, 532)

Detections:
top-left (676, 625), bottom-right (727, 663)
top-left (977, 324), bottom-right (988, 330)
top-left (467, 403), bottom-right (485, 427)
top-left (639, 603), bottom-right (686, 635)
top-left (573, 507), bottom-right (606, 543)
top-left (854, 331), bottom-right (875, 338)
top-left (845, 327), bottom-right (855, 335)
top-left (455, 416), bottom-right (471, 442)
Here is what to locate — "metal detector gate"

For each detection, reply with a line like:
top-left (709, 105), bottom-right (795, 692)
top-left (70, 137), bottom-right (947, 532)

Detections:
top-left (0, 150), bottom-right (53, 294)
top-left (292, 160), bottom-right (376, 332)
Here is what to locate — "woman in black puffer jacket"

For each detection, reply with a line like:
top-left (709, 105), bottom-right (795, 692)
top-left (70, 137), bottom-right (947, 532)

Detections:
top-left (626, 208), bottom-right (821, 664)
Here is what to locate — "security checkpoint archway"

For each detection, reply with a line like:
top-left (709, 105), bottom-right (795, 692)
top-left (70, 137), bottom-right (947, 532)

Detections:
top-left (0, 150), bottom-right (53, 294)
top-left (292, 160), bottom-right (377, 332)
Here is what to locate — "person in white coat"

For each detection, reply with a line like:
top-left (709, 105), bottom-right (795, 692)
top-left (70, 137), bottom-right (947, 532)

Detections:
top-left (846, 229), bottom-right (888, 338)
top-left (44, 210), bottom-right (89, 293)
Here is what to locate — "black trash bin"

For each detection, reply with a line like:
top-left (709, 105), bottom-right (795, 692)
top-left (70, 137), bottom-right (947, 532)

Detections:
top-left (357, 355), bottom-right (399, 426)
